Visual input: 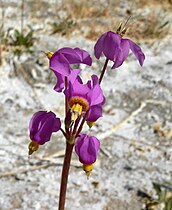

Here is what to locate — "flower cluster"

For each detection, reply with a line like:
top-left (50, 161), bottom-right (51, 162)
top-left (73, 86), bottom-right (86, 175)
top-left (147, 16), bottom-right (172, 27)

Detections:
top-left (28, 28), bottom-right (145, 176)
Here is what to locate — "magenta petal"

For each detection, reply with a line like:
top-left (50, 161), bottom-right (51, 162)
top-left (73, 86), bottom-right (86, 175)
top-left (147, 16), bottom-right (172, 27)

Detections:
top-left (112, 39), bottom-right (129, 68)
top-left (87, 84), bottom-right (104, 106)
top-left (103, 31), bottom-right (121, 60)
top-left (58, 47), bottom-right (92, 66)
top-left (86, 105), bottom-right (102, 122)
top-left (74, 48), bottom-right (92, 66)
top-left (68, 69), bottom-right (81, 84)
top-left (52, 117), bottom-right (61, 132)
top-left (53, 71), bottom-right (64, 92)
top-left (94, 33), bottom-right (107, 59)
top-left (53, 69), bottom-right (80, 93)
top-left (111, 47), bottom-right (124, 69)
top-left (50, 53), bottom-right (71, 76)
top-left (120, 39), bottom-right (130, 60)
top-left (128, 39), bottom-right (145, 66)
top-left (29, 111), bottom-right (46, 139)
top-left (58, 48), bottom-right (82, 64)
top-left (29, 111), bottom-right (61, 145)
top-left (87, 75), bottom-right (104, 106)
top-left (68, 77), bottom-right (90, 98)
top-left (34, 115), bottom-right (55, 145)
top-left (75, 134), bottom-right (100, 164)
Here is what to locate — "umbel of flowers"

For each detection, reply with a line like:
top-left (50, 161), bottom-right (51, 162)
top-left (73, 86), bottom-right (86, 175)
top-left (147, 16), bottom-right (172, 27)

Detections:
top-left (28, 23), bottom-right (145, 210)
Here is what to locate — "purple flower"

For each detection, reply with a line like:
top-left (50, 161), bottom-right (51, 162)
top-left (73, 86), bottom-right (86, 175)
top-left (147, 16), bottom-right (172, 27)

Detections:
top-left (48, 48), bottom-right (92, 92)
top-left (50, 47), bottom-right (92, 77)
top-left (29, 111), bottom-right (61, 145)
top-left (94, 31), bottom-right (145, 68)
top-left (53, 69), bottom-right (81, 92)
top-left (75, 134), bottom-right (100, 165)
top-left (65, 75), bottom-right (105, 122)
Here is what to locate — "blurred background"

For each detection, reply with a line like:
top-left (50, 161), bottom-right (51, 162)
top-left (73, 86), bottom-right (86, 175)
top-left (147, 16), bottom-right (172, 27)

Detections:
top-left (0, 0), bottom-right (172, 210)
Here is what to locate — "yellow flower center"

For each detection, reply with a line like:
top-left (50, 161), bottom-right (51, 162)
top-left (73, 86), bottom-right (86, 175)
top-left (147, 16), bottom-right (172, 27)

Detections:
top-left (28, 141), bottom-right (39, 155)
top-left (69, 97), bottom-right (89, 122)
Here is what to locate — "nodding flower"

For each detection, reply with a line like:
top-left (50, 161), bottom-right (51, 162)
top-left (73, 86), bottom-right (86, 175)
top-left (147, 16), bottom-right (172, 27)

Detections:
top-left (94, 30), bottom-right (145, 68)
top-left (46, 48), bottom-right (92, 92)
top-left (28, 111), bottom-right (61, 155)
top-left (64, 74), bottom-right (105, 124)
top-left (75, 134), bottom-right (100, 177)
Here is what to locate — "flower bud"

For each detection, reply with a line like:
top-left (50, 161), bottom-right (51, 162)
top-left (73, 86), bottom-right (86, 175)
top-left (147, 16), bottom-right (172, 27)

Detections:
top-left (75, 134), bottom-right (100, 176)
top-left (28, 111), bottom-right (61, 155)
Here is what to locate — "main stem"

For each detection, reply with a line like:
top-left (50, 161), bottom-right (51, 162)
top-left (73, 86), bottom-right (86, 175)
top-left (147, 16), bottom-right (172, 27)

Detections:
top-left (58, 142), bottom-right (74, 210)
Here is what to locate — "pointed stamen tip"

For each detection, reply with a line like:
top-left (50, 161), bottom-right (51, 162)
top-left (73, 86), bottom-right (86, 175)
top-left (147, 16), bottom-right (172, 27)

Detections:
top-left (86, 121), bottom-right (95, 128)
top-left (116, 22), bottom-right (123, 33)
top-left (82, 164), bottom-right (94, 178)
top-left (121, 27), bottom-right (128, 37)
top-left (28, 141), bottom-right (39, 155)
top-left (43, 51), bottom-right (54, 59)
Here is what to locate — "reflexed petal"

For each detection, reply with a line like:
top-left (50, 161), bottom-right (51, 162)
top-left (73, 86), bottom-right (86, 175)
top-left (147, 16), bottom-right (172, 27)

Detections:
top-left (87, 84), bottom-right (104, 106)
top-left (75, 134), bottom-right (100, 165)
top-left (91, 74), bottom-right (99, 86)
top-left (52, 117), bottom-right (61, 132)
top-left (68, 69), bottom-right (81, 84)
top-left (58, 47), bottom-right (82, 64)
top-left (75, 134), bottom-right (86, 155)
top-left (29, 111), bottom-right (61, 145)
top-left (87, 75), bottom-right (104, 106)
top-left (94, 33), bottom-right (107, 59)
top-left (74, 48), bottom-right (92, 66)
top-left (50, 52), bottom-right (71, 76)
top-left (53, 72), bottom-right (64, 92)
top-left (104, 31), bottom-right (121, 60)
top-left (34, 115), bottom-right (55, 145)
top-left (58, 47), bottom-right (92, 66)
top-left (69, 77), bottom-right (90, 98)
top-left (86, 105), bottom-right (102, 122)
top-left (120, 39), bottom-right (130, 61)
top-left (128, 39), bottom-right (145, 66)
top-left (111, 47), bottom-right (124, 69)
top-left (53, 69), bottom-right (80, 93)
top-left (29, 111), bottom-right (46, 139)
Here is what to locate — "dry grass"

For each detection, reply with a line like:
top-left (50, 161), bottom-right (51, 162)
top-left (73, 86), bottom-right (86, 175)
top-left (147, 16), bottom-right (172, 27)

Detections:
top-left (62, 0), bottom-right (109, 19)
top-left (136, 0), bottom-right (172, 8)
top-left (53, 0), bottom-right (172, 42)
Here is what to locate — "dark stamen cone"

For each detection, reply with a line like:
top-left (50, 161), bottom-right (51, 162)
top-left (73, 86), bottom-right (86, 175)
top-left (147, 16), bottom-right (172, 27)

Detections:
top-left (28, 141), bottom-right (39, 155)
top-left (82, 164), bottom-right (94, 178)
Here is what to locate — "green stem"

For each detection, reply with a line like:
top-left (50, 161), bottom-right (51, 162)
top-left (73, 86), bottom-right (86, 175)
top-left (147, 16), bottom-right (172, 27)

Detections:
top-left (99, 58), bottom-right (109, 84)
top-left (58, 142), bottom-right (74, 210)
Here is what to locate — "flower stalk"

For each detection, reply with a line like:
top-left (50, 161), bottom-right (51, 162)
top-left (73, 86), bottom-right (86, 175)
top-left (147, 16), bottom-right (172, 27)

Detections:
top-left (99, 58), bottom-right (109, 84)
top-left (58, 142), bottom-right (74, 210)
